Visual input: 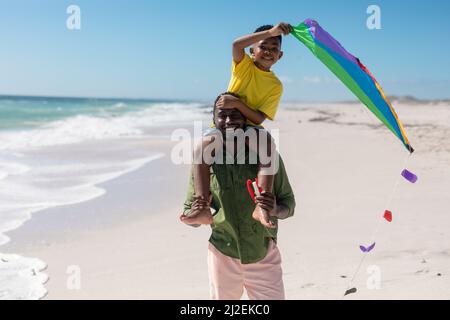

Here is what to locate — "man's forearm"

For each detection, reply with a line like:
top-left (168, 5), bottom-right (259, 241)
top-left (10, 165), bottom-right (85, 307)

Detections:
top-left (273, 203), bottom-right (291, 220)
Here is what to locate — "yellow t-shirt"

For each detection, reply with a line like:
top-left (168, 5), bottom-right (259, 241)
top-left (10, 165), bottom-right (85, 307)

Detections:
top-left (227, 53), bottom-right (283, 125)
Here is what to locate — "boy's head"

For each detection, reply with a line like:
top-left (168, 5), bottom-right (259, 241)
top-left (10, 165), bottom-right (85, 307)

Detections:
top-left (250, 25), bottom-right (283, 71)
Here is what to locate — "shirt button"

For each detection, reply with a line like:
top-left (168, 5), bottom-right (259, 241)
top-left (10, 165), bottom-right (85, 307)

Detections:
top-left (227, 243), bottom-right (231, 247)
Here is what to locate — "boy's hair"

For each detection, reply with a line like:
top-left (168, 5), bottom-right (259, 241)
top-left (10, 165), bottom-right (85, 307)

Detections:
top-left (255, 25), bottom-right (282, 45)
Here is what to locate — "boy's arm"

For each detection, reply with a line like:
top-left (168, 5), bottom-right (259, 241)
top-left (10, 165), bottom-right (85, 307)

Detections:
top-left (216, 94), bottom-right (267, 125)
top-left (239, 104), bottom-right (266, 125)
top-left (232, 22), bottom-right (292, 64)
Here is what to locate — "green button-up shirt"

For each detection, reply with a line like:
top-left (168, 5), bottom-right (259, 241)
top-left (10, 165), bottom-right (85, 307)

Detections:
top-left (183, 151), bottom-right (296, 264)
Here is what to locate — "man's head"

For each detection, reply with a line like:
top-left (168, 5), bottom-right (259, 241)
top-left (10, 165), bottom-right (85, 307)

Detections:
top-left (250, 25), bottom-right (284, 71)
top-left (213, 92), bottom-right (246, 134)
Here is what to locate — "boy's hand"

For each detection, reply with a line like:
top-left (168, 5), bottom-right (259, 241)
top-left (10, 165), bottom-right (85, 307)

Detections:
top-left (216, 94), bottom-right (241, 110)
top-left (269, 22), bottom-right (293, 37)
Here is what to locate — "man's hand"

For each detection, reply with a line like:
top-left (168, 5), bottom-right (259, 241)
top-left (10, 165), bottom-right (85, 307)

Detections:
top-left (256, 191), bottom-right (292, 220)
top-left (190, 195), bottom-right (211, 214)
top-left (255, 191), bottom-right (277, 216)
top-left (269, 22), bottom-right (293, 37)
top-left (179, 195), bottom-right (213, 225)
top-left (252, 191), bottom-right (277, 229)
top-left (215, 94), bottom-right (241, 110)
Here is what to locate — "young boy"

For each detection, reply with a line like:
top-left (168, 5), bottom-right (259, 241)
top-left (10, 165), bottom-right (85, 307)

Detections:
top-left (192, 22), bottom-right (292, 228)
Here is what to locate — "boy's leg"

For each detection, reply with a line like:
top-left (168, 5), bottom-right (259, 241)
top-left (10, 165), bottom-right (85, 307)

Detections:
top-left (191, 131), bottom-right (220, 218)
top-left (246, 127), bottom-right (279, 224)
top-left (257, 172), bottom-right (274, 192)
top-left (207, 243), bottom-right (244, 300)
top-left (256, 128), bottom-right (278, 192)
top-left (242, 240), bottom-right (285, 300)
top-left (193, 158), bottom-right (211, 206)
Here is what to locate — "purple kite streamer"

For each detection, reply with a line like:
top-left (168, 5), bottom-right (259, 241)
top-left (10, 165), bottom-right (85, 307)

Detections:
top-left (359, 242), bottom-right (376, 253)
top-left (401, 169), bottom-right (418, 183)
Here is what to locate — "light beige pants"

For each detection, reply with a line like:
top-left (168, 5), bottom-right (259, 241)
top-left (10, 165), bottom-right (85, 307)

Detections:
top-left (207, 240), bottom-right (285, 300)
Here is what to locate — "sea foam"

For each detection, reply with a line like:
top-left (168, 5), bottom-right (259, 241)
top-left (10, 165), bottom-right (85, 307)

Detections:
top-left (0, 149), bottom-right (164, 299)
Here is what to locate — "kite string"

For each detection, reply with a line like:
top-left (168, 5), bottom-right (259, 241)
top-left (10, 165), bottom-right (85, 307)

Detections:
top-left (369, 151), bottom-right (411, 243)
top-left (341, 104), bottom-right (412, 298)
top-left (342, 251), bottom-right (367, 298)
top-left (346, 154), bottom-right (411, 291)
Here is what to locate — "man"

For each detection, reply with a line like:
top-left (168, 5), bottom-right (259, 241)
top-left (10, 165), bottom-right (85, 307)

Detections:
top-left (180, 92), bottom-right (296, 300)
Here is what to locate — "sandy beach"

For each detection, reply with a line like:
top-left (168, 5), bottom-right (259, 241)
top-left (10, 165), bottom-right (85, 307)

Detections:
top-left (2, 101), bottom-right (449, 300)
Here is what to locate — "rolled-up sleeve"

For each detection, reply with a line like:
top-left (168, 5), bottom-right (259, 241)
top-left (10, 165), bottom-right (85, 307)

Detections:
top-left (182, 168), bottom-right (201, 228)
top-left (273, 157), bottom-right (296, 219)
top-left (183, 168), bottom-right (194, 214)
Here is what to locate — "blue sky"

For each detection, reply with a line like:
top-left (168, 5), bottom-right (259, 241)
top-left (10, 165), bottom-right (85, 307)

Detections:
top-left (1, 0), bottom-right (449, 101)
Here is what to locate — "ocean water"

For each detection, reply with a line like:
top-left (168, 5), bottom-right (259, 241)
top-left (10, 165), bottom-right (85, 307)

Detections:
top-left (0, 95), bottom-right (209, 299)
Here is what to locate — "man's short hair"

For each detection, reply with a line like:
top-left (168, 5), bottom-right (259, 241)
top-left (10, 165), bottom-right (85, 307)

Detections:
top-left (255, 25), bottom-right (282, 45)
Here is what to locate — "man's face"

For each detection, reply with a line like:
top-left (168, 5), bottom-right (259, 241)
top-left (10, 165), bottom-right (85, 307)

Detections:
top-left (214, 100), bottom-right (246, 135)
top-left (250, 37), bottom-right (283, 71)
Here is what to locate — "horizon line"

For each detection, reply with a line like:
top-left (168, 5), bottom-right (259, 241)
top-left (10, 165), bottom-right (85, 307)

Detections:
top-left (1, 93), bottom-right (449, 104)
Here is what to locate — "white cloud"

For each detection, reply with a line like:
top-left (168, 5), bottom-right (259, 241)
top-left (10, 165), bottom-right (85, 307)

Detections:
top-left (302, 76), bottom-right (322, 84)
top-left (278, 76), bottom-right (294, 84)
top-left (302, 76), bottom-right (339, 84)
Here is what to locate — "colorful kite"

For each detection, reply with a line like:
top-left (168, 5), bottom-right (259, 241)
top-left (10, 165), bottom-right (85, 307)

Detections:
top-left (291, 19), bottom-right (414, 153)
top-left (290, 19), bottom-right (418, 297)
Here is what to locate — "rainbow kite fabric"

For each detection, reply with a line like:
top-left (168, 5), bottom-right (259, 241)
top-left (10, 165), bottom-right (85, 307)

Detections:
top-left (291, 19), bottom-right (414, 153)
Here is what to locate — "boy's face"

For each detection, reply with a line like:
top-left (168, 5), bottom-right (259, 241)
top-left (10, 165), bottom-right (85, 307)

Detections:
top-left (250, 37), bottom-right (283, 71)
